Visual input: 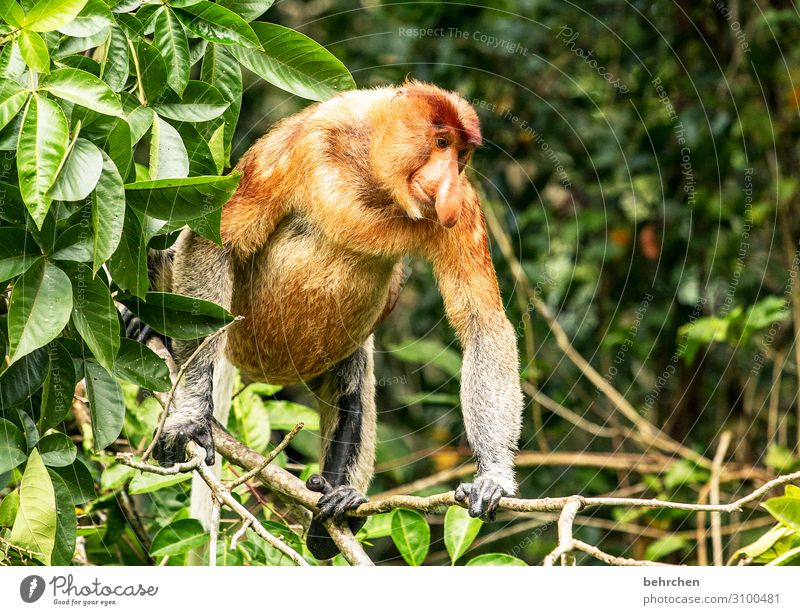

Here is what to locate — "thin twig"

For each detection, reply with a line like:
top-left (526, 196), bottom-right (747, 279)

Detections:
top-left (141, 316), bottom-right (243, 462)
top-left (710, 431), bottom-right (732, 566)
top-left (228, 422), bottom-right (304, 489)
top-left (208, 501), bottom-right (221, 567)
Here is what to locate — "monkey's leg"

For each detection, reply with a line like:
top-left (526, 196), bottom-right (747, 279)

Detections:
top-left (305, 336), bottom-right (377, 560)
top-left (151, 230), bottom-right (233, 467)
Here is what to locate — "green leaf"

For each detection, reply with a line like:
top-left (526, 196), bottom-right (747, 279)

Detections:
top-left (466, 553), bottom-right (527, 566)
top-left (231, 22), bottom-right (355, 102)
top-left (207, 122), bottom-right (225, 173)
top-left (0, 417), bottom-right (27, 474)
top-left (7, 259), bottom-right (72, 363)
top-left (47, 469), bottom-right (76, 565)
top-left (18, 29), bottom-right (50, 73)
top-left (24, 0), bottom-right (88, 32)
top-left (9, 448), bottom-right (56, 564)
top-left (37, 431), bottom-right (77, 466)
top-left (264, 400), bottom-right (318, 431)
top-left (100, 25), bottom-right (128, 92)
top-left (67, 263), bottom-right (120, 372)
top-left (40, 341), bottom-right (77, 429)
top-left (118, 291), bottom-right (233, 339)
top-left (133, 40), bottom-right (167, 103)
top-left (128, 468), bottom-right (190, 494)
top-left (390, 508), bottom-right (430, 566)
top-left (0, 347), bottom-right (48, 409)
top-left (0, 227), bottom-right (39, 282)
top-left (84, 360), bottom-right (124, 451)
top-left (51, 224), bottom-right (93, 262)
top-left (175, 121), bottom-right (219, 176)
top-left (0, 489), bottom-right (20, 526)
top-left (763, 496), bottom-right (800, 533)
top-left (0, 40), bottom-right (27, 81)
top-left (124, 173), bottom-right (240, 223)
top-left (0, 79), bottom-right (28, 132)
top-left (785, 484), bottom-right (800, 498)
top-left (155, 7), bottom-right (189, 96)
top-left (108, 206), bottom-right (147, 297)
top-left (49, 137), bottom-right (103, 201)
top-left (444, 505), bottom-right (482, 564)
top-left (153, 80), bottom-right (229, 122)
top-left (57, 0), bottom-right (112, 37)
top-left (174, 1), bottom-right (259, 48)
top-left (40, 67), bottom-right (124, 117)
top-left (388, 339), bottom-right (463, 379)
top-left (200, 43), bottom-right (240, 165)
top-left (112, 338), bottom-right (171, 392)
top-left (218, 0), bottom-right (274, 22)
top-left (0, 0), bottom-right (25, 28)
top-left (151, 518), bottom-right (210, 557)
top-left (17, 94), bottom-right (69, 226)
top-left (232, 382), bottom-right (271, 452)
top-left (50, 457), bottom-right (95, 504)
top-left (126, 105), bottom-right (154, 145)
top-left (149, 115), bottom-right (189, 179)
top-left (767, 545), bottom-right (800, 566)
top-left (645, 536), bottom-right (689, 561)
top-left (91, 150), bottom-right (125, 272)
top-left (730, 526), bottom-right (793, 563)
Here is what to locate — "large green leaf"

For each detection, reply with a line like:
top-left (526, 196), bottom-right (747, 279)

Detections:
top-left (154, 7), bottom-right (189, 96)
top-left (0, 79), bottom-right (28, 132)
top-left (388, 339), bottom-right (463, 379)
top-left (232, 382), bottom-right (271, 453)
top-left (7, 259), bottom-right (72, 363)
top-left (200, 44), bottom-right (240, 165)
top-left (17, 94), bottom-right (69, 226)
top-left (100, 25), bottom-right (129, 92)
top-left (48, 137), bottom-right (103, 201)
top-left (40, 67), bottom-right (124, 117)
top-left (91, 150), bottom-right (125, 272)
top-left (84, 360), bottom-right (124, 451)
top-left (219, 0), bottom-right (274, 22)
top-left (9, 448), bottom-right (57, 564)
top-left (153, 80), bottom-right (229, 122)
top-left (0, 347), bottom-right (48, 409)
top-left (112, 338), bottom-right (171, 392)
top-left (67, 263), bottom-right (120, 372)
top-left (124, 173), bottom-right (239, 223)
top-left (50, 457), bottom-right (95, 504)
top-left (128, 469), bottom-right (190, 494)
top-left (149, 115), bottom-right (189, 179)
top-left (57, 0), bottom-right (112, 37)
top-left (23, 0), bottom-right (88, 32)
top-left (118, 291), bottom-right (233, 339)
top-left (108, 206), bottom-right (147, 297)
top-left (0, 417), bottom-right (27, 474)
top-left (51, 224), bottom-right (93, 262)
top-left (763, 496), bottom-right (800, 533)
top-left (444, 505), bottom-right (483, 564)
top-left (390, 508), bottom-right (430, 566)
top-left (174, 1), bottom-right (259, 48)
top-left (40, 341), bottom-right (77, 429)
top-left (0, 490), bottom-right (20, 526)
top-left (466, 553), bottom-right (527, 566)
top-left (37, 431), bottom-right (77, 467)
top-left (150, 518), bottom-right (210, 557)
top-left (47, 469), bottom-right (76, 565)
top-left (18, 29), bottom-right (50, 73)
top-left (0, 227), bottom-right (39, 282)
top-left (133, 40), bottom-right (167, 103)
top-left (230, 22), bottom-right (355, 102)
top-left (0, 0), bottom-right (25, 28)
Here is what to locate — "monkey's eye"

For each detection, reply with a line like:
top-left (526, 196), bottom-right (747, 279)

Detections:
top-left (458, 148), bottom-right (469, 159)
top-left (435, 136), bottom-right (449, 149)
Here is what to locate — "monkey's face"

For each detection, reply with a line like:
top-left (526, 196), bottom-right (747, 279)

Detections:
top-left (406, 131), bottom-right (473, 228)
top-left (370, 83), bottom-right (482, 228)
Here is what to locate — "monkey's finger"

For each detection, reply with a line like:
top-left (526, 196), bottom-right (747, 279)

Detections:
top-left (454, 483), bottom-right (471, 502)
top-left (195, 429), bottom-right (215, 465)
top-left (486, 487), bottom-right (503, 521)
top-left (331, 491), bottom-right (367, 522)
top-left (469, 480), bottom-right (495, 519)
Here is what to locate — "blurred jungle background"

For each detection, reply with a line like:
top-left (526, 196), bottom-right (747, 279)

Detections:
top-left (2, 0), bottom-right (800, 567)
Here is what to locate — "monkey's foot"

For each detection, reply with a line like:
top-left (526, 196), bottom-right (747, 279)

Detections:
top-left (152, 418), bottom-right (215, 467)
top-left (305, 475), bottom-right (368, 559)
top-left (454, 475), bottom-right (510, 521)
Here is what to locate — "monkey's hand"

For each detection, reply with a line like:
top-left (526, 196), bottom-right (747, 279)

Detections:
top-left (152, 415), bottom-right (215, 467)
top-left (306, 474), bottom-right (368, 523)
top-left (454, 474), bottom-right (514, 521)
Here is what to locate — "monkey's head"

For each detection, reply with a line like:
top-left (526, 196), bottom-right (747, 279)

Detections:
top-left (370, 81), bottom-right (482, 228)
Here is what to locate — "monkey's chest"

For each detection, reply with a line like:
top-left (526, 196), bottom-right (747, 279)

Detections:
top-left (225, 225), bottom-right (396, 384)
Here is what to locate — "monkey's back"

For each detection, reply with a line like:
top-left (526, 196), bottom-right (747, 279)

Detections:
top-left (225, 216), bottom-right (399, 384)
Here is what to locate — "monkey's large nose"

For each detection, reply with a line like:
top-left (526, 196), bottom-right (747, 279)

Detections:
top-left (435, 172), bottom-right (461, 228)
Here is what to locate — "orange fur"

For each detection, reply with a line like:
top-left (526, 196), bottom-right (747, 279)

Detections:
top-left (221, 82), bottom-right (505, 383)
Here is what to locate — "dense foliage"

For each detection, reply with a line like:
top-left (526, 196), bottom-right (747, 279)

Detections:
top-left (2, 0), bottom-right (800, 566)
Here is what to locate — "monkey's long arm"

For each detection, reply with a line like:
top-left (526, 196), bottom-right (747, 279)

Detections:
top-left (429, 184), bottom-right (523, 519)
